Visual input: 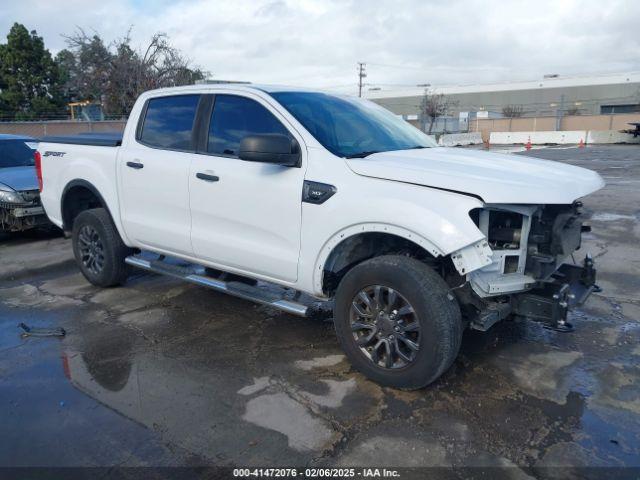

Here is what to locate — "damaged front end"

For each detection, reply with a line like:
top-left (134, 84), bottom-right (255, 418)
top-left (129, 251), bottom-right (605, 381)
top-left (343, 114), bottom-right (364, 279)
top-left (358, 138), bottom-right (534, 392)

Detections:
top-left (451, 202), bottom-right (600, 332)
top-left (0, 189), bottom-right (49, 232)
top-left (511, 255), bottom-right (599, 332)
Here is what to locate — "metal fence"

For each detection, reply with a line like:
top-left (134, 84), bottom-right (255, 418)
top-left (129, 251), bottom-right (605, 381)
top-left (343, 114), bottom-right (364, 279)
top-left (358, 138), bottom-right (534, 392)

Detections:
top-left (0, 120), bottom-right (127, 138)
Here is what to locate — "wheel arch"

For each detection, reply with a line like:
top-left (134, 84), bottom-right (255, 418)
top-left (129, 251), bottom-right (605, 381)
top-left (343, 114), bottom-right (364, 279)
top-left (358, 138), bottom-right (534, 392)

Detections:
top-left (61, 179), bottom-right (113, 232)
top-left (314, 224), bottom-right (445, 296)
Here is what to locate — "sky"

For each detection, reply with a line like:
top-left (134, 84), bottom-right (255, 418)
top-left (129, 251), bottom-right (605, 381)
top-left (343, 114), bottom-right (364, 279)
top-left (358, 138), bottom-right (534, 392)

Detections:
top-left (1, 0), bottom-right (639, 95)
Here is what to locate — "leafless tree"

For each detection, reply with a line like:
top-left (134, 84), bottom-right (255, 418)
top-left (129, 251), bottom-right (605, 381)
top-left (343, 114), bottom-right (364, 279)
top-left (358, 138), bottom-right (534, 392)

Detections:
top-left (108, 31), bottom-right (206, 115)
top-left (419, 91), bottom-right (457, 134)
top-left (58, 28), bottom-right (207, 116)
top-left (502, 104), bottom-right (524, 118)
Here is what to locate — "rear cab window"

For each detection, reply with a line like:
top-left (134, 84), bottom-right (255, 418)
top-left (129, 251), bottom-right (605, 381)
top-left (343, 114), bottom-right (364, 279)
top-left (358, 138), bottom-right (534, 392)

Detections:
top-left (0, 139), bottom-right (36, 168)
top-left (207, 95), bottom-right (292, 157)
top-left (138, 95), bottom-right (200, 150)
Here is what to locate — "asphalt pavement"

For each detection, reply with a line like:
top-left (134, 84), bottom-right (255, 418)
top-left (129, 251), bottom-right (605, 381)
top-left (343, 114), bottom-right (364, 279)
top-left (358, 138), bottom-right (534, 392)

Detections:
top-left (0, 145), bottom-right (638, 478)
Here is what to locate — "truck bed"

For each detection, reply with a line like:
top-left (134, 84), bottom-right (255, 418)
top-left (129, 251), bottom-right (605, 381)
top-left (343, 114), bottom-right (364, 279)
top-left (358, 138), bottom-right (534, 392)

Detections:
top-left (38, 134), bottom-right (123, 231)
top-left (39, 132), bottom-right (123, 147)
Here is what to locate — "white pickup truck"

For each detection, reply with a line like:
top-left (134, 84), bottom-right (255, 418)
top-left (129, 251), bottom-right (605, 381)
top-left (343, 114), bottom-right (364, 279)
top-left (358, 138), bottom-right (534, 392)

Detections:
top-left (38, 84), bottom-right (604, 389)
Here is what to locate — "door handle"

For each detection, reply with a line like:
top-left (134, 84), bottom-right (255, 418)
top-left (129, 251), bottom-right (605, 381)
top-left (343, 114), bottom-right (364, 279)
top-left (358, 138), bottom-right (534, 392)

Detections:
top-left (196, 172), bottom-right (219, 182)
top-left (126, 161), bottom-right (144, 169)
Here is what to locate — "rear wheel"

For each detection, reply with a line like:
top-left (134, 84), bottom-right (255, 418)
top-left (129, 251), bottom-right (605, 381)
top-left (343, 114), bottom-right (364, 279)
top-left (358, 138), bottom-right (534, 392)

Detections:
top-left (72, 208), bottom-right (132, 287)
top-left (334, 255), bottom-right (462, 389)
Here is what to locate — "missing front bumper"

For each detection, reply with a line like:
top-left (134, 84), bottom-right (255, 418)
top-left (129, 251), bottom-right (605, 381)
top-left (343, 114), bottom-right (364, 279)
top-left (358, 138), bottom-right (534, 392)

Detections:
top-left (511, 255), bottom-right (600, 332)
top-left (468, 255), bottom-right (599, 332)
top-left (0, 205), bottom-right (48, 232)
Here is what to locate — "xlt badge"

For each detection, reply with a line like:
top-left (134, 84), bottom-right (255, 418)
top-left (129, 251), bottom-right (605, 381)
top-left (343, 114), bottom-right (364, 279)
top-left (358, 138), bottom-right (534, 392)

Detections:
top-left (302, 180), bottom-right (337, 205)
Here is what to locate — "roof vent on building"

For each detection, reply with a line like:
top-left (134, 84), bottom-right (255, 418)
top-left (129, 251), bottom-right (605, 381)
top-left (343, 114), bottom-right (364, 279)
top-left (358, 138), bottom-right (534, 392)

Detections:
top-left (543, 74), bottom-right (560, 79)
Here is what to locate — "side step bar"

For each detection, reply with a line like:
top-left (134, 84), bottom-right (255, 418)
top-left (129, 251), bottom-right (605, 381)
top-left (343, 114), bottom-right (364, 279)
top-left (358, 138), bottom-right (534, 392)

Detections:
top-left (125, 255), bottom-right (310, 317)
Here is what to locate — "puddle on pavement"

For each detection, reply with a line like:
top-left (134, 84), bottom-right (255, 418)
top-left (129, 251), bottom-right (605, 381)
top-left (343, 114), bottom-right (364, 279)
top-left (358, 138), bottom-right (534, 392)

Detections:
top-left (1, 275), bottom-right (639, 468)
top-left (0, 305), bottom-right (204, 467)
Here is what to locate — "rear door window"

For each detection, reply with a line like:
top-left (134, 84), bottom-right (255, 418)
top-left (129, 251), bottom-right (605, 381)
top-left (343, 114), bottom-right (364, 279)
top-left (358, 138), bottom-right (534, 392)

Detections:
top-left (139, 95), bottom-right (200, 150)
top-left (207, 95), bottom-right (291, 157)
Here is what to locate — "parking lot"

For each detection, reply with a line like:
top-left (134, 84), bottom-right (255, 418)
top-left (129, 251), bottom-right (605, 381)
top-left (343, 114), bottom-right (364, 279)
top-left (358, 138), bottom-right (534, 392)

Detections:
top-left (1, 145), bottom-right (639, 475)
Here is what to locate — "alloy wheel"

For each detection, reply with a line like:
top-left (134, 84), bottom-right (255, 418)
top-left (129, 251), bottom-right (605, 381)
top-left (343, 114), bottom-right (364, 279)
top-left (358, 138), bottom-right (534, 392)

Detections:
top-left (350, 285), bottom-right (421, 369)
top-left (77, 225), bottom-right (105, 275)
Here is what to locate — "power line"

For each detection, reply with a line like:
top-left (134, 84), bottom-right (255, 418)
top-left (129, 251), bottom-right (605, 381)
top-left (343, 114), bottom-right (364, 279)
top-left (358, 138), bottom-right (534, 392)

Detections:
top-left (367, 62), bottom-right (427, 71)
top-left (321, 84), bottom-right (357, 90)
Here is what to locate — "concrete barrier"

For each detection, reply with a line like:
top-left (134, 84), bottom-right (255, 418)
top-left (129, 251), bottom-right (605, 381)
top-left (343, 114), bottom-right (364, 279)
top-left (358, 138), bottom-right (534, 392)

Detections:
top-left (490, 131), bottom-right (587, 145)
top-left (438, 132), bottom-right (483, 147)
top-left (586, 130), bottom-right (640, 144)
top-left (489, 129), bottom-right (640, 145)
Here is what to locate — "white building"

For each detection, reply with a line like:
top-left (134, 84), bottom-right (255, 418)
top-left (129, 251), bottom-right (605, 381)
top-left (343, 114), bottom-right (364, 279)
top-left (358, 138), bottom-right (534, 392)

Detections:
top-left (366, 72), bottom-right (640, 119)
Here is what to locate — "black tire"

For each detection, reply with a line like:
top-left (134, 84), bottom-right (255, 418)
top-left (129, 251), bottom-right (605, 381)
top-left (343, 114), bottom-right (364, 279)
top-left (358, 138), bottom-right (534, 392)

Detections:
top-left (334, 255), bottom-right (462, 389)
top-left (72, 208), bottom-right (132, 287)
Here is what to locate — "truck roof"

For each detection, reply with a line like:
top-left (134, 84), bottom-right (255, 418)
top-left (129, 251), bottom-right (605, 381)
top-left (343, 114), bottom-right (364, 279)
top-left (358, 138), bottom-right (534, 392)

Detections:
top-left (140, 83), bottom-right (340, 97)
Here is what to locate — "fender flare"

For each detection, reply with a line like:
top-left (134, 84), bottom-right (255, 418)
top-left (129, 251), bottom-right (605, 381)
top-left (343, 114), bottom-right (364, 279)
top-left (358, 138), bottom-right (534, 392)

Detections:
top-left (311, 222), bottom-right (445, 293)
top-left (60, 179), bottom-right (113, 231)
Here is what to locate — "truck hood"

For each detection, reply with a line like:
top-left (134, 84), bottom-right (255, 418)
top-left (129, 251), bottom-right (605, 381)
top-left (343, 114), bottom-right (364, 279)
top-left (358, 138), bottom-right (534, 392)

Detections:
top-left (346, 147), bottom-right (605, 204)
top-left (0, 166), bottom-right (38, 192)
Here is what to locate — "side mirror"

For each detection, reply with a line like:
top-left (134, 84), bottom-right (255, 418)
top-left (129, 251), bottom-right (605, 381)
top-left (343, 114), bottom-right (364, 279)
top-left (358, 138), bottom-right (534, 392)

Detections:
top-left (238, 134), bottom-right (300, 167)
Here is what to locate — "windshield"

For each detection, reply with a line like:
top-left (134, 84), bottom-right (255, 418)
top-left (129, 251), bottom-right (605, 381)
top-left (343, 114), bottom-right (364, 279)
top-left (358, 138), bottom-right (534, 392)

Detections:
top-left (0, 140), bottom-right (35, 168)
top-left (270, 92), bottom-right (436, 158)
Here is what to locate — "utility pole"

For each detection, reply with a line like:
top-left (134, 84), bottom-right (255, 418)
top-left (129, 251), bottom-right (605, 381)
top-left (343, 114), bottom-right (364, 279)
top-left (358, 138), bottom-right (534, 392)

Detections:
top-left (357, 62), bottom-right (367, 97)
top-left (555, 94), bottom-right (565, 131)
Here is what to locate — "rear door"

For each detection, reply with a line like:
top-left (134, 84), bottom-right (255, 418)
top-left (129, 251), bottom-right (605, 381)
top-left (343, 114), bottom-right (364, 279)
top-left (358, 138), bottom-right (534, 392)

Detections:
top-left (189, 93), bottom-right (306, 282)
top-left (118, 94), bottom-right (201, 256)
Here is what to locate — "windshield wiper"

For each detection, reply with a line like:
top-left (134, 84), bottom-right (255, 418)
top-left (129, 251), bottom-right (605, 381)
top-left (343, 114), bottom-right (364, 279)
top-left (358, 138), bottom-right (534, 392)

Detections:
top-left (403, 145), bottom-right (429, 150)
top-left (345, 150), bottom-right (381, 159)
top-left (345, 145), bottom-right (430, 158)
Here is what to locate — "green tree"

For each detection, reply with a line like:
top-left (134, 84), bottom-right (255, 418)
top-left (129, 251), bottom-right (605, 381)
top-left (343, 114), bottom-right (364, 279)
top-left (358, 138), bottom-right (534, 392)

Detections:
top-left (61, 29), bottom-right (111, 105)
top-left (0, 23), bottom-right (64, 120)
top-left (54, 48), bottom-right (77, 102)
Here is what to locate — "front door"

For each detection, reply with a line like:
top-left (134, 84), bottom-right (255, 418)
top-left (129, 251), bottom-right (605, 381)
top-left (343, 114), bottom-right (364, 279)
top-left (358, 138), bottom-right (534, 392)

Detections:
top-left (189, 93), bottom-right (305, 282)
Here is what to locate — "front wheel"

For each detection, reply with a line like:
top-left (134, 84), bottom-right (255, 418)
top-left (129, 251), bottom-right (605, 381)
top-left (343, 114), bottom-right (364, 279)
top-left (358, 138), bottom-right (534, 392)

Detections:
top-left (72, 208), bottom-right (132, 287)
top-left (334, 255), bottom-right (462, 389)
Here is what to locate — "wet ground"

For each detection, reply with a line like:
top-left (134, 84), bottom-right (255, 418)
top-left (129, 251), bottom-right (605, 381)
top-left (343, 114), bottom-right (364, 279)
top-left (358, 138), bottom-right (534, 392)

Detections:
top-left (0, 145), bottom-right (639, 477)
